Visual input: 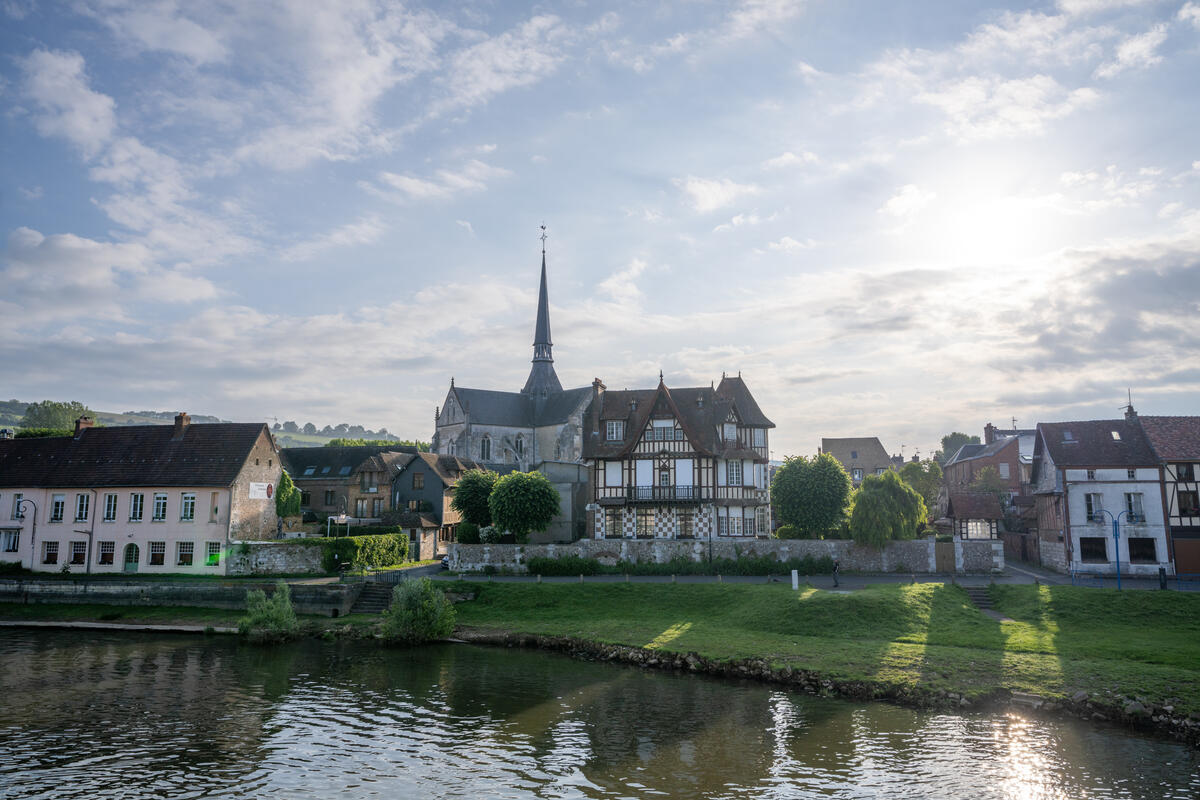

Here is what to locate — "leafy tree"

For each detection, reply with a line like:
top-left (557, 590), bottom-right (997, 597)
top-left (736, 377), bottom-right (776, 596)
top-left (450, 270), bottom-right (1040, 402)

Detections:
top-left (15, 428), bottom-right (73, 438)
top-left (936, 432), bottom-right (981, 464)
top-left (850, 471), bottom-right (927, 549)
top-left (324, 438), bottom-right (429, 449)
top-left (282, 420), bottom-right (299, 433)
top-left (320, 425), bottom-right (334, 435)
top-left (770, 453), bottom-right (852, 538)
top-left (451, 469), bottom-right (498, 526)
top-left (302, 422), bottom-right (317, 435)
top-left (334, 423), bottom-right (350, 435)
top-left (970, 466), bottom-right (1009, 495)
top-left (456, 522), bottom-right (481, 544)
top-left (381, 578), bottom-right (456, 644)
top-left (20, 400), bottom-right (93, 431)
top-left (272, 422), bottom-right (282, 431)
top-left (488, 471), bottom-right (561, 543)
top-left (898, 459), bottom-right (943, 516)
top-left (275, 471), bottom-right (301, 517)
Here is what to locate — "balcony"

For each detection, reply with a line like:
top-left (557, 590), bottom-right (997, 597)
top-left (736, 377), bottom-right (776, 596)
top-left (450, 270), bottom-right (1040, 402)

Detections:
top-left (627, 485), bottom-right (708, 503)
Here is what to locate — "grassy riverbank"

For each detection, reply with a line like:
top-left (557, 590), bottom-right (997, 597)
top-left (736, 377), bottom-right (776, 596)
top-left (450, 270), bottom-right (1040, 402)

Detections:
top-left (453, 582), bottom-right (1200, 715)
top-left (0, 602), bottom-right (382, 633)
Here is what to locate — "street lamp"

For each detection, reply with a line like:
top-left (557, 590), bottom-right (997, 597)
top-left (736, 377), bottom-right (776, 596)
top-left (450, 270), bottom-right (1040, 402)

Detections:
top-left (17, 498), bottom-right (38, 572)
top-left (1094, 507), bottom-right (1136, 591)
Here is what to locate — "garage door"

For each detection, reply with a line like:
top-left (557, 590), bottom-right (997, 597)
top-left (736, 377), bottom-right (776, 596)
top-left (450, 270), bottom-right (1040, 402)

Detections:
top-left (1172, 535), bottom-right (1200, 575)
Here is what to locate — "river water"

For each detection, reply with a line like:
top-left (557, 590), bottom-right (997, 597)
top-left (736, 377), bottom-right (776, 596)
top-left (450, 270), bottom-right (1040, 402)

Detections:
top-left (1, 629), bottom-right (1196, 799)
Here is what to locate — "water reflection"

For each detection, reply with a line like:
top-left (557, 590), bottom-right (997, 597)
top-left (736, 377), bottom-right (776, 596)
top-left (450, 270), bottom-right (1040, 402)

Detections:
top-left (0, 630), bottom-right (1196, 799)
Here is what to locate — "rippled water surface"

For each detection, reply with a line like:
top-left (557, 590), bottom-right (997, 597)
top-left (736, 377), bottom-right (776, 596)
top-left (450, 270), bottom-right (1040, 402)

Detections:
top-left (1, 630), bottom-right (1197, 799)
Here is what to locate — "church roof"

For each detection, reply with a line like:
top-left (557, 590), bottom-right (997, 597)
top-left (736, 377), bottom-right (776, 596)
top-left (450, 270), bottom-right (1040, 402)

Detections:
top-left (449, 385), bottom-right (592, 428)
top-left (521, 250), bottom-right (563, 396)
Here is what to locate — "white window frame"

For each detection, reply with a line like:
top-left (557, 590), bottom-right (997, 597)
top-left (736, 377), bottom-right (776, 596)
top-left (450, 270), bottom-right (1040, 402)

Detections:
top-left (606, 420), bottom-right (625, 441)
top-left (103, 493), bottom-right (118, 522)
top-left (42, 541), bottom-right (58, 564)
top-left (604, 461), bottom-right (623, 488)
top-left (1, 530), bottom-right (18, 553)
top-left (180, 492), bottom-right (196, 521)
top-left (998, 463), bottom-right (1010, 479)
top-left (130, 493), bottom-right (144, 522)
top-left (176, 541), bottom-right (194, 566)
top-left (70, 540), bottom-right (87, 565)
top-left (50, 494), bottom-right (65, 523)
top-left (1085, 493), bottom-right (1104, 522)
top-left (98, 541), bottom-right (114, 565)
top-left (727, 460), bottom-right (743, 486)
top-left (152, 493), bottom-right (168, 522)
top-left (206, 542), bottom-right (221, 566)
top-left (149, 541), bottom-right (166, 565)
top-left (75, 493), bottom-right (90, 523)
top-left (11, 493), bottom-right (23, 520)
top-left (723, 423), bottom-right (737, 441)
top-left (1125, 492), bottom-right (1144, 522)
top-left (753, 428), bottom-right (765, 447)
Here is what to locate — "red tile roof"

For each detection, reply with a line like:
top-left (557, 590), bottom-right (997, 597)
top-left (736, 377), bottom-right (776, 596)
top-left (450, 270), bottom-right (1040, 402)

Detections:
top-left (1138, 416), bottom-right (1200, 461)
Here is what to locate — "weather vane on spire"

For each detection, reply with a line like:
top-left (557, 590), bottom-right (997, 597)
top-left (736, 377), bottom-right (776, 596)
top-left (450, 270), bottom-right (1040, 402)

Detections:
top-left (540, 223), bottom-right (548, 254)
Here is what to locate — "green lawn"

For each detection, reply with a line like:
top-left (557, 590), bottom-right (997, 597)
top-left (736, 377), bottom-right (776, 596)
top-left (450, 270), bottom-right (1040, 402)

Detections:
top-left (453, 582), bottom-right (1200, 713)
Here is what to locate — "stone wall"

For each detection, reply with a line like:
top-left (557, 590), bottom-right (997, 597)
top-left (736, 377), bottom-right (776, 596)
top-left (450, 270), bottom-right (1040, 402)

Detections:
top-left (0, 578), bottom-right (359, 617)
top-left (448, 537), bottom-right (1005, 574)
top-left (226, 540), bottom-right (325, 576)
top-left (229, 430), bottom-right (282, 540)
top-left (1041, 540), bottom-right (1068, 572)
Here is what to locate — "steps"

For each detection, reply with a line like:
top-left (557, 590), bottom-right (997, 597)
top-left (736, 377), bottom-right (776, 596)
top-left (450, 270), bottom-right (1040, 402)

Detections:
top-left (962, 586), bottom-right (994, 610)
top-left (350, 583), bottom-right (394, 615)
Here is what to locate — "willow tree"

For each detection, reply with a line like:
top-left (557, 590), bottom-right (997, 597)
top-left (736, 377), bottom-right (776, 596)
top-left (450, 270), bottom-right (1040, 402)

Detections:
top-left (850, 471), bottom-right (927, 549)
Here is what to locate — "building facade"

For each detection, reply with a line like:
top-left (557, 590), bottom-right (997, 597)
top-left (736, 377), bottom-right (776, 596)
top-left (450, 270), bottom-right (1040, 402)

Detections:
top-left (281, 445), bottom-right (419, 523)
top-left (0, 414), bottom-right (279, 575)
top-left (584, 373), bottom-right (774, 540)
top-left (1137, 415), bottom-right (1200, 575)
top-left (819, 437), bottom-right (893, 486)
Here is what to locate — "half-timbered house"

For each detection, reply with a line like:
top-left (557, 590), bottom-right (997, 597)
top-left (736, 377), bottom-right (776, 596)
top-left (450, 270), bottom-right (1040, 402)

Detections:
top-left (583, 373), bottom-right (774, 539)
top-left (1137, 415), bottom-right (1200, 575)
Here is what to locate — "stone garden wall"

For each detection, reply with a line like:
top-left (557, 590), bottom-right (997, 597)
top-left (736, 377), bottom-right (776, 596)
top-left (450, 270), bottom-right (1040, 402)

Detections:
top-left (449, 537), bottom-right (1004, 574)
top-left (226, 541), bottom-right (325, 576)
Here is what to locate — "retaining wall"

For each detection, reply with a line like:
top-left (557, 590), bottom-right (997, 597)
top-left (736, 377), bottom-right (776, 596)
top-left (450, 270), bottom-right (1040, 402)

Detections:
top-left (0, 579), bottom-right (359, 617)
top-left (226, 541), bottom-right (325, 576)
top-left (449, 538), bottom-right (1004, 574)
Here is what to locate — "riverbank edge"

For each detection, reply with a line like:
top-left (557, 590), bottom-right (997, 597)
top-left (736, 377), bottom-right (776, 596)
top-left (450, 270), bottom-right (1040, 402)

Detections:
top-left (453, 626), bottom-right (1200, 749)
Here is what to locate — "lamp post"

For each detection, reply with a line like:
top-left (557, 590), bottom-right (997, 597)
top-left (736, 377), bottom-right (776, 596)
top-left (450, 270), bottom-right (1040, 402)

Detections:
top-left (1095, 507), bottom-right (1136, 591)
top-left (17, 498), bottom-right (38, 572)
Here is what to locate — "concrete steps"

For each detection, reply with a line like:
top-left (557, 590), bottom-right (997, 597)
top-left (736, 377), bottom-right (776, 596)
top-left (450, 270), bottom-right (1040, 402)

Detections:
top-left (962, 585), bottom-right (994, 610)
top-left (350, 583), bottom-right (394, 615)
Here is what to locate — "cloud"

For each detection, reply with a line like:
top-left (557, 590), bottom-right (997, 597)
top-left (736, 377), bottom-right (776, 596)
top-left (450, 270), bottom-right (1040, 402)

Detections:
top-left (433, 15), bottom-right (566, 114)
top-left (1057, 0), bottom-right (1156, 16)
top-left (456, 220), bottom-right (476, 237)
top-left (80, 0), bottom-right (228, 64)
top-left (1094, 24), bottom-right (1168, 78)
top-left (763, 151), bottom-right (819, 169)
top-left (598, 258), bottom-right (648, 304)
top-left (674, 176), bottom-right (761, 213)
top-left (713, 212), bottom-right (775, 232)
top-left (18, 49), bottom-right (116, 158)
top-left (18, 186), bottom-right (43, 200)
top-left (1181, 3), bottom-right (1200, 29)
top-left (373, 159), bottom-right (512, 201)
top-left (767, 236), bottom-right (816, 252)
top-left (917, 74), bottom-right (1100, 140)
top-left (879, 184), bottom-right (936, 219)
top-left (280, 215), bottom-right (386, 262)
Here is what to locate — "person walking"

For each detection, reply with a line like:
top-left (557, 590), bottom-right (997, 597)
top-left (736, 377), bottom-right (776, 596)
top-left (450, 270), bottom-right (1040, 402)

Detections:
top-left (833, 558), bottom-right (840, 588)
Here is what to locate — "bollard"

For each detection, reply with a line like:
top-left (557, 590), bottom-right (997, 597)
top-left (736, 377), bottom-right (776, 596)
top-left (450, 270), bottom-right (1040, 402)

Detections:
top-left (717, 574), bottom-right (723, 583)
top-left (625, 573), bottom-right (630, 583)
top-left (579, 574), bottom-right (584, 584)
top-left (537, 574), bottom-right (542, 584)
top-left (458, 573), bottom-right (464, 581)
top-left (1159, 566), bottom-right (1168, 590)
top-left (791, 569), bottom-right (799, 591)
top-left (672, 574), bottom-right (676, 583)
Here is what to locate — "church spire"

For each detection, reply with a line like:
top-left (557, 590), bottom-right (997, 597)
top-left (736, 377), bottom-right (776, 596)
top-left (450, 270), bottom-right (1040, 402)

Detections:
top-left (522, 225), bottom-right (563, 396)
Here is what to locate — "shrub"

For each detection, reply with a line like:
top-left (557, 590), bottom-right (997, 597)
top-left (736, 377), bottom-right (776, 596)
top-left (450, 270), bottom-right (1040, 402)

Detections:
top-left (774, 524), bottom-right (804, 539)
top-left (478, 526), bottom-right (501, 544)
top-left (771, 453), bottom-right (852, 537)
top-left (456, 522), bottom-right (480, 544)
top-left (509, 554), bottom-right (836, 577)
top-left (239, 581), bottom-right (299, 643)
top-left (275, 471), bottom-right (301, 518)
top-left (0, 561), bottom-right (29, 575)
top-left (318, 534), bottom-right (409, 573)
top-left (381, 577), bottom-right (457, 644)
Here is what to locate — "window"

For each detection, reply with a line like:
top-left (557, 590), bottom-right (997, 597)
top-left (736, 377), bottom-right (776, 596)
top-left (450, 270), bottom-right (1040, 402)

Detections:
top-left (303, 465), bottom-right (316, 476)
top-left (149, 541), bottom-right (165, 565)
top-left (1087, 469), bottom-right (1096, 480)
top-left (677, 510), bottom-right (694, 539)
top-left (11, 493), bottom-right (23, 519)
top-left (324, 490), bottom-right (336, 506)
top-left (50, 494), bottom-right (65, 523)
top-left (753, 428), bottom-right (765, 447)
top-left (176, 541), bottom-right (194, 566)
top-left (659, 469), bottom-right (670, 487)
top-left (372, 498), bottom-right (382, 516)
top-left (181, 492), bottom-right (196, 521)
top-left (1179, 490), bottom-right (1199, 516)
top-left (2, 530), bottom-right (17, 553)
top-left (1128, 538), bottom-right (1156, 563)
top-left (321, 466), bottom-right (332, 474)
top-left (728, 460), bottom-right (743, 486)
top-left (850, 451), bottom-right (858, 459)
top-left (70, 541), bottom-right (86, 565)
top-left (1124, 493), bottom-right (1144, 522)
top-left (206, 542), bottom-right (221, 566)
top-left (729, 516), bottom-right (743, 536)
top-left (756, 507), bottom-right (768, 537)
top-left (515, 436), bottom-right (524, 457)
top-left (42, 541), bottom-right (58, 564)
top-left (606, 420), bottom-right (624, 441)
top-left (355, 498), bottom-right (367, 517)
top-left (299, 490), bottom-right (311, 506)
top-left (1111, 430), bottom-right (1121, 440)
top-left (1127, 469), bottom-right (1136, 480)
top-left (75, 493), bottom-right (90, 522)
top-left (636, 508), bottom-right (655, 538)
top-left (605, 508), bottom-right (623, 538)
top-left (851, 469), bottom-right (864, 482)
top-left (875, 468), bottom-right (886, 475)
top-left (98, 541), bottom-right (114, 565)
top-left (408, 500), bottom-right (419, 512)
top-left (998, 463), bottom-right (1010, 479)
top-left (413, 472), bottom-right (424, 490)
top-left (1079, 537), bottom-right (1107, 563)
top-left (152, 493), bottom-right (168, 521)
top-left (723, 423), bottom-right (737, 441)
top-left (1085, 493), bottom-right (1104, 522)
top-left (1176, 463), bottom-right (1195, 482)
top-left (339, 466), bottom-right (351, 476)
top-left (717, 515), bottom-right (728, 536)
top-left (103, 493), bottom-right (118, 522)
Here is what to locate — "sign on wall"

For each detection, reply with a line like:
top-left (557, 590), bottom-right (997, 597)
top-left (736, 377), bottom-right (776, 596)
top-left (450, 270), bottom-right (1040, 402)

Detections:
top-left (249, 482), bottom-right (273, 500)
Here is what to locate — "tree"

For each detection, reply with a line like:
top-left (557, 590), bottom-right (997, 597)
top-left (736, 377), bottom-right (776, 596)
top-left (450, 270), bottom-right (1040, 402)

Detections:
top-left (936, 432), bottom-right (980, 464)
top-left (302, 422), bottom-right (317, 435)
top-left (488, 471), bottom-right (561, 544)
top-left (850, 471), bottom-right (927, 549)
top-left (320, 425), bottom-right (334, 435)
top-left (970, 466), bottom-right (1009, 497)
top-left (20, 400), bottom-right (93, 431)
top-left (381, 578), bottom-right (456, 644)
top-left (770, 453), bottom-right (852, 538)
top-left (275, 471), bottom-right (301, 518)
top-left (451, 469), bottom-right (498, 527)
top-left (282, 420), bottom-right (299, 433)
top-left (898, 459), bottom-right (943, 516)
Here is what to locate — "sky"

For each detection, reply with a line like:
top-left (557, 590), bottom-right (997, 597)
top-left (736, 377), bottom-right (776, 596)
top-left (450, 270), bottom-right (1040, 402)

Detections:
top-left (2, 0), bottom-right (1199, 459)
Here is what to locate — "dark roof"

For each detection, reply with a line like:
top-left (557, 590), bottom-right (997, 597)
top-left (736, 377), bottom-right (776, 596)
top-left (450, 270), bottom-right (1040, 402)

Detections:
top-left (393, 511), bottom-right (440, 529)
top-left (521, 251), bottom-right (564, 396)
top-left (585, 377), bottom-right (772, 460)
top-left (1036, 419), bottom-right (1157, 467)
top-left (450, 385), bottom-right (591, 428)
top-left (820, 437), bottom-right (893, 471)
top-left (944, 437), bottom-right (1016, 467)
top-left (403, 452), bottom-right (484, 487)
top-left (947, 492), bottom-right (1004, 520)
top-left (281, 445), bottom-right (419, 479)
top-left (1138, 415), bottom-right (1200, 461)
top-left (0, 423), bottom-right (270, 488)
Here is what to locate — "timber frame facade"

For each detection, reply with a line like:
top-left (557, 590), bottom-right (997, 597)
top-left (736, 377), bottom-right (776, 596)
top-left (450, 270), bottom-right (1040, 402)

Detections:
top-left (583, 373), bottom-right (774, 539)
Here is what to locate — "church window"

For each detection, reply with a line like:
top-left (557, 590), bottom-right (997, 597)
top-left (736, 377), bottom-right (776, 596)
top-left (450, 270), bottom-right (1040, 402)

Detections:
top-left (515, 436), bottom-right (524, 457)
top-left (480, 436), bottom-right (491, 461)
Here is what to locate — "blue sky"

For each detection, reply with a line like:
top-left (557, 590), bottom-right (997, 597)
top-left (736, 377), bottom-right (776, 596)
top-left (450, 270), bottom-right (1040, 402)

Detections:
top-left (2, 0), bottom-right (1198, 458)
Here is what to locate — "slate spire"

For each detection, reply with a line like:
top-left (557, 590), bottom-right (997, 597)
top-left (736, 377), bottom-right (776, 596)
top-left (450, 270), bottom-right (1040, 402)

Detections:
top-left (522, 230), bottom-right (563, 396)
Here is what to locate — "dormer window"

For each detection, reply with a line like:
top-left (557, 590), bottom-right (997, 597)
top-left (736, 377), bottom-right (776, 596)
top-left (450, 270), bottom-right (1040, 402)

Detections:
top-left (1111, 431), bottom-right (1121, 441)
top-left (1063, 431), bottom-right (1075, 442)
top-left (303, 466), bottom-right (316, 476)
top-left (607, 420), bottom-right (625, 441)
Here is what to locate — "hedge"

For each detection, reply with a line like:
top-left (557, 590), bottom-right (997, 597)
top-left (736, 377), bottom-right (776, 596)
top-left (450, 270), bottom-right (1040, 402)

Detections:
top-left (292, 533), bottom-right (409, 572)
top-left (523, 553), bottom-right (836, 577)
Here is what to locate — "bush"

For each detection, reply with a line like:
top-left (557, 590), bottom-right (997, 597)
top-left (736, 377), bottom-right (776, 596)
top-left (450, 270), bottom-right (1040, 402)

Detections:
top-left (276, 471), bottom-right (301, 517)
top-left (456, 522), bottom-right (480, 544)
top-left (850, 471), bottom-right (927, 549)
top-left (0, 561), bottom-right (29, 575)
top-left (318, 534), bottom-right (409, 573)
top-left (381, 577), bottom-right (457, 643)
top-left (479, 526), bottom-right (501, 544)
top-left (512, 554), bottom-right (836, 577)
top-left (239, 581), bottom-right (299, 642)
top-left (14, 428), bottom-right (73, 438)
top-left (774, 524), bottom-right (804, 539)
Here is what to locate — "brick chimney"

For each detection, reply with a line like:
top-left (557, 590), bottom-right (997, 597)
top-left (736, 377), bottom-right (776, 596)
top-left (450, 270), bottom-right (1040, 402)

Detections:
top-left (984, 422), bottom-right (997, 444)
top-left (590, 378), bottom-right (605, 435)
top-left (1124, 403), bottom-right (1138, 423)
top-left (73, 416), bottom-right (94, 439)
top-left (172, 412), bottom-right (191, 441)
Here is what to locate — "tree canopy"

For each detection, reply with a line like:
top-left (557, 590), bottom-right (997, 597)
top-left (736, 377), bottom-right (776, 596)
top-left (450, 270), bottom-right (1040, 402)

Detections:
top-left (898, 459), bottom-right (943, 517)
top-left (275, 471), bottom-right (301, 517)
top-left (936, 432), bottom-right (981, 464)
top-left (451, 469), bottom-right (498, 527)
top-left (488, 471), bottom-right (561, 544)
top-left (770, 453), bottom-right (852, 538)
top-left (323, 438), bottom-right (430, 449)
top-left (850, 471), bottom-right (927, 549)
top-left (970, 465), bottom-right (1009, 495)
top-left (20, 400), bottom-right (93, 431)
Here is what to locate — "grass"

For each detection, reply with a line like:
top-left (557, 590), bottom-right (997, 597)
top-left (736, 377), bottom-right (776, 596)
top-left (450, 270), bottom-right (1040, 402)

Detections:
top-left (0, 602), bottom-right (383, 634)
top-left (452, 582), bottom-right (1200, 714)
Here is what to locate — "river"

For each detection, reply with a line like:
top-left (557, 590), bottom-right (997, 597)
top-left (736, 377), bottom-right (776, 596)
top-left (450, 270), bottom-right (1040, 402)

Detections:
top-left (0, 629), bottom-right (1196, 798)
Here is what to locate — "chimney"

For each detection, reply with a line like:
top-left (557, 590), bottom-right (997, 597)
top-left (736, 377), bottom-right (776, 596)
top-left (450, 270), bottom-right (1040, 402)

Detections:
top-left (74, 416), bottom-right (94, 439)
top-left (591, 378), bottom-right (605, 435)
top-left (984, 423), bottom-right (997, 444)
top-left (1124, 403), bottom-right (1138, 423)
top-left (172, 412), bottom-right (191, 441)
